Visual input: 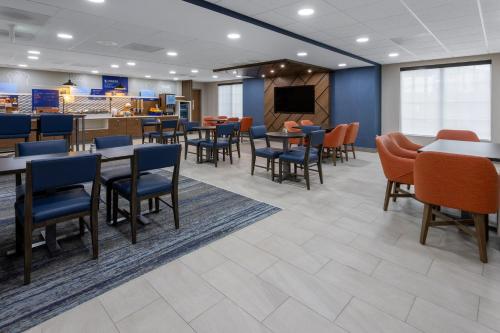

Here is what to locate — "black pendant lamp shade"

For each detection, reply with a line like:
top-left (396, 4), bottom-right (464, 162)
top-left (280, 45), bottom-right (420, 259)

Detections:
top-left (115, 82), bottom-right (126, 90)
top-left (62, 73), bottom-right (76, 87)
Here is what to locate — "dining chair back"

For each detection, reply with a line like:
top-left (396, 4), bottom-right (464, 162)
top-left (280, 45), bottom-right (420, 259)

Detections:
top-left (141, 117), bottom-right (158, 144)
top-left (199, 124), bottom-right (234, 167)
top-left (95, 135), bottom-right (132, 149)
top-left (227, 117), bottom-right (239, 122)
top-left (0, 114), bottom-right (32, 141)
top-left (436, 129), bottom-right (480, 142)
top-left (323, 124), bottom-right (348, 165)
top-left (415, 151), bottom-right (497, 262)
top-left (376, 135), bottom-right (415, 211)
top-left (151, 119), bottom-right (178, 144)
top-left (284, 120), bottom-right (301, 145)
top-left (17, 154), bottom-right (101, 283)
top-left (249, 125), bottom-right (282, 180)
top-left (387, 132), bottom-right (422, 151)
top-left (300, 119), bottom-right (314, 126)
top-left (384, 135), bottom-right (418, 159)
top-left (37, 114), bottom-right (74, 149)
top-left (16, 139), bottom-right (68, 157)
top-left (343, 122), bottom-right (360, 160)
top-left (301, 125), bottom-right (321, 134)
top-left (239, 117), bottom-right (253, 142)
top-left (183, 121), bottom-right (203, 161)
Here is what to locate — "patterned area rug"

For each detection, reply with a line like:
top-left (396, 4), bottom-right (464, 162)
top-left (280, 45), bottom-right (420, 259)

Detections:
top-left (0, 169), bottom-right (280, 332)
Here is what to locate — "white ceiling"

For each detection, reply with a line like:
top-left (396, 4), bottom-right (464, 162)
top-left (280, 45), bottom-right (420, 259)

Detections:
top-left (0, 0), bottom-right (498, 83)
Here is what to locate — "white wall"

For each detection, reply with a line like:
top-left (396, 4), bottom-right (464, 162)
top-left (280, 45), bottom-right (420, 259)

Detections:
top-left (0, 67), bottom-right (180, 96)
top-left (381, 53), bottom-right (500, 144)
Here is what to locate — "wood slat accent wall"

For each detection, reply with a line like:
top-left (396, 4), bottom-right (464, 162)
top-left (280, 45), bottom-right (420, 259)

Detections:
top-left (264, 72), bottom-right (330, 131)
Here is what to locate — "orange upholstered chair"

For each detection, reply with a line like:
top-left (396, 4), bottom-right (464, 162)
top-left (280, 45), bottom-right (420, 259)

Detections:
top-left (376, 135), bottom-right (415, 211)
top-left (385, 135), bottom-right (418, 159)
top-left (284, 121), bottom-right (302, 146)
top-left (203, 116), bottom-right (217, 126)
top-left (343, 122), bottom-right (360, 160)
top-left (239, 117), bottom-right (253, 142)
top-left (323, 124), bottom-right (348, 165)
top-left (300, 119), bottom-right (314, 126)
top-left (414, 152), bottom-right (497, 262)
top-left (436, 129), bottom-right (480, 142)
top-left (227, 117), bottom-right (239, 122)
top-left (217, 116), bottom-right (228, 120)
top-left (387, 132), bottom-right (423, 151)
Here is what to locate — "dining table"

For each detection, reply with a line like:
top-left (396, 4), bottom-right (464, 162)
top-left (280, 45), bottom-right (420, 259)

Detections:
top-left (266, 131), bottom-right (306, 181)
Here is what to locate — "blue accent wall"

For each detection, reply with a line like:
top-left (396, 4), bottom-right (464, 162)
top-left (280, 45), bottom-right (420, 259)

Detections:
top-left (331, 66), bottom-right (381, 148)
top-left (243, 78), bottom-right (265, 125)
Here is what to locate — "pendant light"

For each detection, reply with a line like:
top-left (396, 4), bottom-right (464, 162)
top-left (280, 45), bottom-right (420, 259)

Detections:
top-left (115, 82), bottom-right (126, 90)
top-left (62, 73), bottom-right (76, 87)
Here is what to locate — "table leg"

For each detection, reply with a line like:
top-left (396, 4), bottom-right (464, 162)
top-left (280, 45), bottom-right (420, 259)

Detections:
top-left (41, 225), bottom-right (61, 256)
top-left (75, 118), bottom-right (80, 151)
top-left (81, 117), bottom-right (86, 151)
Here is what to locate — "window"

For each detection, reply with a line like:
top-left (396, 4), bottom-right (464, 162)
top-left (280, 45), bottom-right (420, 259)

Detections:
top-left (400, 62), bottom-right (491, 140)
top-left (218, 83), bottom-right (242, 118)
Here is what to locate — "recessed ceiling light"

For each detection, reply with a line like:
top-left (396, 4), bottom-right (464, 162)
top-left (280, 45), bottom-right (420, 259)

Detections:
top-left (18, 64), bottom-right (27, 68)
top-left (298, 8), bottom-right (314, 16)
top-left (27, 56), bottom-right (38, 60)
top-left (356, 37), bottom-right (369, 43)
top-left (91, 70), bottom-right (99, 74)
top-left (297, 52), bottom-right (308, 57)
top-left (191, 69), bottom-right (199, 73)
top-left (307, 69), bottom-right (312, 73)
top-left (232, 70), bottom-right (237, 75)
top-left (173, 77), bottom-right (179, 81)
top-left (270, 70), bottom-right (275, 73)
top-left (88, 0), bottom-right (105, 3)
top-left (169, 70), bottom-right (176, 74)
top-left (261, 74), bottom-right (265, 78)
top-left (280, 64), bottom-right (285, 68)
top-left (57, 33), bottom-right (73, 40)
top-left (338, 63), bottom-right (347, 67)
top-left (212, 75), bottom-right (218, 79)
top-left (145, 75), bottom-right (151, 78)
top-left (227, 33), bottom-right (241, 40)
top-left (236, 75), bottom-right (242, 78)
top-left (111, 64), bottom-right (119, 68)
top-left (166, 51), bottom-right (178, 57)
top-left (126, 61), bottom-right (136, 66)
top-left (388, 52), bottom-right (400, 57)
top-left (27, 50), bottom-right (40, 55)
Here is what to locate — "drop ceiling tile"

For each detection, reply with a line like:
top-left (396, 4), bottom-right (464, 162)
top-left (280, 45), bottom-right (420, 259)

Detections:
top-left (255, 11), bottom-right (296, 27)
top-left (323, 0), bottom-right (381, 10)
top-left (341, 0), bottom-right (408, 21)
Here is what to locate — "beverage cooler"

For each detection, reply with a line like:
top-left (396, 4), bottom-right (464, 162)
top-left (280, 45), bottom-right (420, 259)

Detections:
top-left (176, 100), bottom-right (192, 121)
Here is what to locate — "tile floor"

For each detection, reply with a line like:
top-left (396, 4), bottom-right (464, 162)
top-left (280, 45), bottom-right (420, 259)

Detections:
top-left (25, 142), bottom-right (500, 333)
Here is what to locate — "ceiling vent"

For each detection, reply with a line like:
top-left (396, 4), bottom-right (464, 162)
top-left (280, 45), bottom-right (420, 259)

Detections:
top-left (0, 6), bottom-right (51, 26)
top-left (122, 43), bottom-right (164, 53)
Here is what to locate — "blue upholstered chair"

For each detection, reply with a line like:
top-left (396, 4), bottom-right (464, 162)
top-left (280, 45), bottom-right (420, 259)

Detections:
top-left (15, 154), bottom-right (101, 284)
top-left (200, 124), bottom-right (234, 167)
top-left (94, 135), bottom-right (140, 223)
top-left (112, 144), bottom-right (181, 244)
top-left (176, 118), bottom-right (188, 143)
top-left (0, 114), bottom-right (32, 142)
top-left (37, 114), bottom-right (74, 150)
top-left (249, 125), bottom-right (282, 181)
top-left (149, 120), bottom-right (178, 144)
top-left (301, 125), bottom-right (322, 135)
top-left (15, 139), bottom-right (75, 197)
top-left (279, 130), bottom-right (325, 190)
top-left (229, 121), bottom-right (241, 158)
top-left (141, 118), bottom-right (158, 144)
top-left (182, 121), bottom-right (205, 161)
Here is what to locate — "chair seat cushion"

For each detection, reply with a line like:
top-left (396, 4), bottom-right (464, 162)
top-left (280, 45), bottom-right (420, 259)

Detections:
top-left (40, 131), bottom-right (72, 136)
top-left (291, 146), bottom-right (319, 155)
top-left (200, 139), bottom-right (230, 148)
top-left (15, 188), bottom-right (91, 224)
top-left (15, 184), bottom-right (84, 200)
top-left (176, 131), bottom-right (185, 136)
top-left (255, 147), bottom-right (283, 159)
top-left (0, 133), bottom-right (30, 139)
top-left (279, 150), bottom-right (318, 164)
top-left (113, 174), bottom-right (172, 199)
top-left (187, 138), bottom-right (206, 146)
top-left (150, 131), bottom-right (175, 138)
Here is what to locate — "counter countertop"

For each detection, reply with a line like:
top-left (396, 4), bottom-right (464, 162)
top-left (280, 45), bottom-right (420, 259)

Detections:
top-left (69, 114), bottom-right (177, 120)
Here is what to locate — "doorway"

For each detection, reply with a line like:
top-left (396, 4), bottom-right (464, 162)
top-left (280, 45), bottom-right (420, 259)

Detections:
top-left (192, 89), bottom-right (202, 122)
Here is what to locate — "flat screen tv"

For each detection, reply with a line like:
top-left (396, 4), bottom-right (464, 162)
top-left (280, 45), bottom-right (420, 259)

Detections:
top-left (274, 85), bottom-right (315, 114)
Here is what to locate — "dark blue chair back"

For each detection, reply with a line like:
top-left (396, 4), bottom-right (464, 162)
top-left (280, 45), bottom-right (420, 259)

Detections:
top-left (95, 135), bottom-right (132, 149)
top-left (30, 154), bottom-right (99, 193)
top-left (216, 124), bottom-right (234, 138)
top-left (0, 114), bottom-right (32, 138)
top-left (39, 114), bottom-right (73, 135)
top-left (141, 118), bottom-right (157, 126)
top-left (135, 144), bottom-right (181, 172)
top-left (16, 139), bottom-right (67, 157)
top-left (309, 130), bottom-right (325, 147)
top-left (184, 121), bottom-right (200, 131)
top-left (231, 122), bottom-right (241, 131)
top-left (179, 118), bottom-right (188, 126)
top-left (250, 125), bottom-right (267, 139)
top-left (161, 120), bottom-right (178, 130)
top-left (302, 125), bottom-right (322, 135)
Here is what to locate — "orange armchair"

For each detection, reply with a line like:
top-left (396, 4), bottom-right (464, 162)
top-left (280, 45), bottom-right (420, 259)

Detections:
top-left (376, 135), bottom-right (415, 211)
top-left (284, 121), bottom-right (301, 146)
top-left (300, 119), bottom-right (314, 126)
top-left (323, 124), bottom-right (348, 165)
top-left (387, 132), bottom-right (422, 151)
top-left (384, 135), bottom-right (418, 159)
top-left (203, 116), bottom-right (217, 126)
top-left (239, 117), bottom-right (253, 142)
top-left (415, 152), bottom-right (497, 262)
top-left (436, 129), bottom-right (480, 142)
top-left (343, 122), bottom-right (360, 160)
top-left (227, 117), bottom-right (239, 122)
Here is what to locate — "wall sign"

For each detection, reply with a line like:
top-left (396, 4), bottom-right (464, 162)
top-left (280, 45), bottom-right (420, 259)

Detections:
top-left (32, 89), bottom-right (59, 110)
top-left (102, 75), bottom-right (128, 94)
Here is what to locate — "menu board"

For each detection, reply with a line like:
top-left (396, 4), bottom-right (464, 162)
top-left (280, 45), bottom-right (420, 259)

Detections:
top-left (102, 75), bottom-right (128, 94)
top-left (32, 89), bottom-right (59, 111)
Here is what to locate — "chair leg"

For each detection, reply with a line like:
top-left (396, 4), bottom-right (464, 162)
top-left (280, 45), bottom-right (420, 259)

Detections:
top-left (23, 225), bottom-right (32, 284)
top-left (91, 209), bottom-right (99, 259)
top-left (112, 189), bottom-right (119, 224)
top-left (172, 191), bottom-right (180, 229)
top-left (304, 163), bottom-right (310, 190)
top-left (15, 218), bottom-right (23, 254)
top-left (279, 160), bottom-right (283, 183)
top-left (236, 141), bottom-right (241, 158)
top-left (251, 155), bottom-right (256, 175)
top-left (106, 186), bottom-right (112, 222)
top-left (339, 147), bottom-right (344, 163)
top-left (184, 143), bottom-right (188, 160)
top-left (484, 214), bottom-right (490, 242)
top-left (271, 158), bottom-right (275, 181)
top-left (383, 180), bottom-right (393, 211)
top-left (332, 148), bottom-right (337, 166)
top-left (420, 203), bottom-right (432, 244)
top-left (214, 149), bottom-right (218, 167)
top-left (130, 200), bottom-right (138, 244)
top-left (473, 214), bottom-right (488, 263)
top-left (352, 144), bottom-right (356, 159)
top-left (79, 217), bottom-right (85, 236)
top-left (393, 183), bottom-right (400, 202)
top-left (266, 159), bottom-right (270, 171)
top-left (318, 160), bottom-right (324, 184)
top-left (222, 148), bottom-right (226, 161)
top-left (155, 197), bottom-right (160, 213)
top-left (229, 145), bottom-right (233, 164)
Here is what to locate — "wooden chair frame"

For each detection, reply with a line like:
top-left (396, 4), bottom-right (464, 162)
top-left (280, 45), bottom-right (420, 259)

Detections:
top-left (249, 132), bottom-right (278, 181)
top-left (200, 128), bottom-right (233, 168)
top-left (183, 125), bottom-right (203, 162)
top-left (383, 180), bottom-right (414, 211)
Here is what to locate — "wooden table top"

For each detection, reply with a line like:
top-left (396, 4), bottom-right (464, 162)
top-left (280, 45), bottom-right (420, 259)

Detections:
top-left (266, 131), bottom-right (306, 139)
top-left (0, 151), bottom-right (92, 176)
top-left (96, 143), bottom-right (161, 161)
top-left (419, 139), bottom-right (500, 162)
